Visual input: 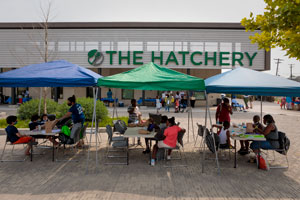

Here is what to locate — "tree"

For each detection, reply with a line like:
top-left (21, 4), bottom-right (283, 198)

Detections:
top-left (241, 0), bottom-right (300, 60)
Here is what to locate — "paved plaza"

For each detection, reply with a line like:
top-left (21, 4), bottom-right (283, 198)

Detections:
top-left (0, 101), bottom-right (299, 200)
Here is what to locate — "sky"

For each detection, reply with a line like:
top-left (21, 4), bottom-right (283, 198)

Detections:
top-left (0, 0), bottom-right (299, 78)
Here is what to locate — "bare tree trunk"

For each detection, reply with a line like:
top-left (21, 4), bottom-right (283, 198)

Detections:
top-left (42, 1), bottom-right (50, 114)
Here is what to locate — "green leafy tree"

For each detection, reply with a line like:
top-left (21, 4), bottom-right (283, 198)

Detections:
top-left (241, 0), bottom-right (300, 59)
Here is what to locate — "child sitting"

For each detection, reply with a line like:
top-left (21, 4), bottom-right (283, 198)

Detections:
top-left (6, 115), bottom-right (36, 155)
top-left (212, 121), bottom-right (232, 149)
top-left (238, 115), bottom-right (263, 155)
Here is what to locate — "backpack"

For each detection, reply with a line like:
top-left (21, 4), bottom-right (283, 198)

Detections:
top-left (113, 120), bottom-right (127, 134)
top-left (277, 131), bottom-right (290, 155)
top-left (205, 130), bottom-right (220, 153)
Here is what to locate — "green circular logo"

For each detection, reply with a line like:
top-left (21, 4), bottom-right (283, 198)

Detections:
top-left (88, 49), bottom-right (104, 66)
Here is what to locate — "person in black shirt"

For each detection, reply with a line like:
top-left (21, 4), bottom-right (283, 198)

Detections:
top-left (29, 115), bottom-right (43, 131)
top-left (6, 115), bottom-right (35, 155)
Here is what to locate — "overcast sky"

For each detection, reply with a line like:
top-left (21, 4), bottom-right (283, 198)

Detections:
top-left (0, 0), bottom-right (299, 77)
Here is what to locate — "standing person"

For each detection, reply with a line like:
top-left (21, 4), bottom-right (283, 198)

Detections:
top-left (243, 95), bottom-right (249, 109)
top-left (5, 115), bottom-right (36, 155)
top-left (280, 97), bottom-right (286, 109)
top-left (190, 94), bottom-right (196, 108)
top-left (107, 89), bottom-right (113, 99)
top-left (161, 92), bottom-right (166, 108)
top-left (59, 95), bottom-right (85, 126)
top-left (286, 96), bottom-right (292, 110)
top-left (215, 98), bottom-right (233, 124)
top-left (249, 95), bottom-right (254, 109)
top-left (155, 96), bottom-right (161, 114)
top-left (165, 94), bottom-right (171, 112)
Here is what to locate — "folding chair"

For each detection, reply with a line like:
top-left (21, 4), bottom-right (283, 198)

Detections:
top-left (0, 135), bottom-right (27, 162)
top-left (162, 131), bottom-right (187, 167)
top-left (265, 148), bottom-right (289, 169)
top-left (56, 123), bottom-right (82, 162)
top-left (104, 125), bottom-right (128, 165)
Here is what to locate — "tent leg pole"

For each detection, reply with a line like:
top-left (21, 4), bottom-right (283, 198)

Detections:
top-left (260, 96), bottom-right (263, 124)
top-left (208, 104), bottom-right (220, 175)
top-left (201, 93), bottom-right (208, 173)
top-left (95, 88), bottom-right (99, 172)
top-left (38, 87), bottom-right (42, 116)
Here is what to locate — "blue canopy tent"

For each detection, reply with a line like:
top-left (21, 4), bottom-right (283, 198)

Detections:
top-left (200, 67), bottom-right (300, 173)
top-left (0, 60), bottom-right (101, 87)
top-left (0, 60), bottom-right (102, 170)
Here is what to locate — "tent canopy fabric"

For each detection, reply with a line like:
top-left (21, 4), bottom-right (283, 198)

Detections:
top-left (205, 67), bottom-right (300, 97)
top-left (0, 60), bottom-right (101, 87)
top-left (97, 62), bottom-right (205, 91)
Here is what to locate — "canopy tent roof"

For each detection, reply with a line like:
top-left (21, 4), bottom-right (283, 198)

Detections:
top-left (0, 60), bottom-right (101, 87)
top-left (97, 62), bottom-right (205, 91)
top-left (205, 67), bottom-right (300, 96)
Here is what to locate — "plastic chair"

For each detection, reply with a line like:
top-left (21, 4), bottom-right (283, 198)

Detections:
top-left (0, 135), bottom-right (27, 162)
top-left (105, 125), bottom-right (128, 165)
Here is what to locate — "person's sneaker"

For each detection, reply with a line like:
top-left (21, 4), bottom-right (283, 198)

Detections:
top-left (151, 159), bottom-right (155, 166)
top-left (29, 141), bottom-right (38, 145)
top-left (167, 155), bottom-right (171, 160)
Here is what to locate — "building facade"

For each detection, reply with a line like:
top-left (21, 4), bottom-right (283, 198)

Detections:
top-left (0, 22), bottom-right (270, 106)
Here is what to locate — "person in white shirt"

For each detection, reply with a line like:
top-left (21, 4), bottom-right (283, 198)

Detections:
top-left (212, 121), bottom-right (232, 149)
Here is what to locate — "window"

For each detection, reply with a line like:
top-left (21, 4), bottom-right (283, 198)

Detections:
top-left (86, 87), bottom-right (93, 98)
top-left (220, 43), bottom-right (232, 52)
top-left (58, 42), bottom-right (69, 52)
top-left (190, 42), bottom-right (204, 51)
top-left (51, 87), bottom-right (63, 99)
top-left (235, 43), bottom-right (241, 52)
top-left (118, 42), bottom-right (129, 51)
top-left (122, 89), bottom-right (134, 99)
top-left (130, 42), bottom-right (143, 51)
top-left (76, 42), bottom-right (85, 51)
top-left (174, 42), bottom-right (182, 52)
top-left (160, 42), bottom-right (173, 51)
top-left (147, 42), bottom-right (159, 51)
top-left (70, 41), bottom-right (76, 51)
top-left (85, 42), bottom-right (99, 51)
top-left (205, 42), bottom-right (218, 52)
top-left (101, 42), bottom-right (111, 51)
top-left (194, 91), bottom-right (205, 100)
top-left (182, 42), bottom-right (188, 51)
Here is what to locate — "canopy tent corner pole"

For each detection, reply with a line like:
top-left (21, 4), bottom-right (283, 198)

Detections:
top-left (201, 91), bottom-right (220, 174)
top-left (38, 87), bottom-right (42, 116)
top-left (207, 97), bottom-right (220, 175)
top-left (201, 92), bottom-right (209, 173)
top-left (85, 87), bottom-right (98, 174)
top-left (260, 96), bottom-right (263, 124)
top-left (112, 88), bottom-right (118, 119)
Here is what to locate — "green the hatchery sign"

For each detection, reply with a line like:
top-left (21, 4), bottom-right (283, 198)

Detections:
top-left (87, 50), bottom-right (257, 67)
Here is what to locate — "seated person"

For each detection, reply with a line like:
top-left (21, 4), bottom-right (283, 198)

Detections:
top-left (29, 115), bottom-right (43, 131)
top-left (250, 114), bottom-right (280, 154)
top-left (40, 114), bottom-right (48, 124)
top-left (127, 99), bottom-right (142, 124)
top-left (143, 115), bottom-right (168, 154)
top-left (231, 98), bottom-right (245, 111)
top-left (239, 115), bottom-right (263, 155)
top-left (29, 114), bottom-right (59, 146)
top-left (128, 99), bottom-right (142, 145)
top-left (151, 117), bottom-right (186, 166)
top-left (212, 121), bottom-right (233, 149)
top-left (6, 115), bottom-right (36, 155)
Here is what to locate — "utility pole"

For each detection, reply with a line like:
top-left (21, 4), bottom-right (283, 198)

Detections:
top-left (289, 64), bottom-right (295, 80)
top-left (274, 58), bottom-right (284, 76)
